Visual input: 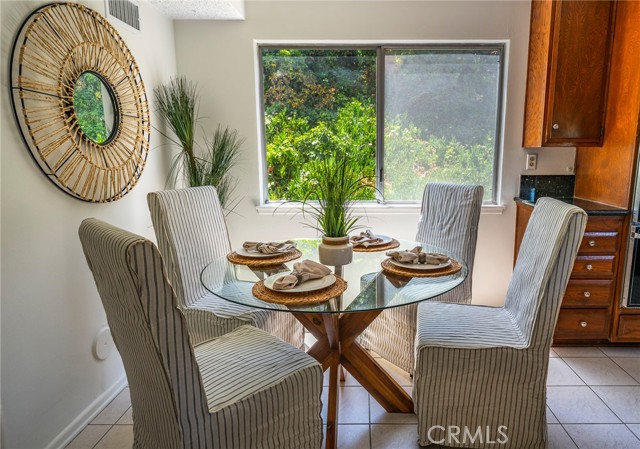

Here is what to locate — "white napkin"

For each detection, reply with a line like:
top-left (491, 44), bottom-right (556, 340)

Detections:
top-left (350, 230), bottom-right (384, 247)
top-left (272, 260), bottom-right (332, 290)
top-left (243, 240), bottom-right (297, 254)
top-left (386, 246), bottom-right (450, 265)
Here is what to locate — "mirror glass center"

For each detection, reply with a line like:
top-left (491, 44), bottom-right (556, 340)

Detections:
top-left (73, 72), bottom-right (117, 144)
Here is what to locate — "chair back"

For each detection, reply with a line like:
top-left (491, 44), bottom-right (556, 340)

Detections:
top-left (148, 187), bottom-right (231, 308)
top-left (415, 183), bottom-right (483, 303)
top-left (505, 198), bottom-right (587, 348)
top-left (79, 219), bottom-right (212, 448)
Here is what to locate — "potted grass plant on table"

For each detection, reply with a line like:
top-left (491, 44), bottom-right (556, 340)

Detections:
top-left (300, 154), bottom-right (372, 267)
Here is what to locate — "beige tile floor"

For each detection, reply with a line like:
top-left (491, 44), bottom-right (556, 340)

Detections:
top-left (67, 346), bottom-right (640, 449)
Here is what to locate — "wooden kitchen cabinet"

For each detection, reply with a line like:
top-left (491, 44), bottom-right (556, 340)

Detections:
top-left (616, 316), bottom-right (640, 340)
top-left (514, 201), bottom-right (625, 343)
top-left (523, 0), bottom-right (616, 147)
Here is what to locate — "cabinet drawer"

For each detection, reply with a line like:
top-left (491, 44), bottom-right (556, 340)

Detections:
top-left (584, 215), bottom-right (624, 233)
top-left (563, 280), bottom-right (613, 307)
top-left (579, 232), bottom-right (618, 254)
top-left (571, 255), bottom-right (615, 278)
top-left (616, 316), bottom-right (640, 340)
top-left (555, 309), bottom-right (610, 339)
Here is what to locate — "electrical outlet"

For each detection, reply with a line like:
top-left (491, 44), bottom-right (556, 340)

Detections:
top-left (526, 153), bottom-right (537, 170)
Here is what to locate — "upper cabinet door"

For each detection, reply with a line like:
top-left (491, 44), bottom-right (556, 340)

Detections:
top-left (523, 0), bottom-right (616, 148)
top-left (546, 0), bottom-right (616, 144)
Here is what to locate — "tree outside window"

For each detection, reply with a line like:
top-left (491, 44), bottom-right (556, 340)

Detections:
top-left (260, 45), bottom-right (504, 203)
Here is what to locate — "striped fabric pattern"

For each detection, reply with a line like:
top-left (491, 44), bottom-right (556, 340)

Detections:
top-left (79, 219), bottom-right (323, 449)
top-left (413, 198), bottom-right (587, 448)
top-left (359, 183), bottom-right (483, 373)
top-left (194, 325), bottom-right (320, 412)
top-left (148, 187), bottom-right (304, 348)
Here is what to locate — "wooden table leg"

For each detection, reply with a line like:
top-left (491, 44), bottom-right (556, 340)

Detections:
top-left (294, 313), bottom-right (340, 449)
top-left (293, 313), bottom-right (333, 370)
top-left (293, 310), bottom-right (414, 449)
top-left (341, 341), bottom-right (413, 413)
top-left (339, 310), bottom-right (414, 413)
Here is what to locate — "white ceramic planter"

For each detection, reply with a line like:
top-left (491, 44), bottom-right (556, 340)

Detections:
top-left (318, 236), bottom-right (353, 266)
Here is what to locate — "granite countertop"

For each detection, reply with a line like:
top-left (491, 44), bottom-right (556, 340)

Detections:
top-left (514, 196), bottom-right (628, 216)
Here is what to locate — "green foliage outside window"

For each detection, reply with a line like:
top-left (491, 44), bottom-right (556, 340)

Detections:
top-left (73, 72), bottom-right (109, 144)
top-left (263, 49), bottom-right (377, 201)
top-left (262, 47), bottom-right (501, 203)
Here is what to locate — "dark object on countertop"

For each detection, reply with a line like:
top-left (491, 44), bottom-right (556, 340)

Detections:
top-left (520, 175), bottom-right (575, 200)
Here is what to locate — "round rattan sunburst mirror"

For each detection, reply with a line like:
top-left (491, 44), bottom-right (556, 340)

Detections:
top-left (10, 2), bottom-right (150, 202)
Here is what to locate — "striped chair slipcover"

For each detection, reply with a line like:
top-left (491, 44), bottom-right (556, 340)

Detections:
top-left (359, 183), bottom-right (483, 373)
top-left (414, 198), bottom-right (587, 448)
top-left (148, 186), bottom-right (304, 347)
top-left (79, 219), bottom-right (323, 449)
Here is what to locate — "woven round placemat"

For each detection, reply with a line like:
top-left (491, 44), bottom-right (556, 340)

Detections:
top-left (227, 249), bottom-right (302, 267)
top-left (352, 239), bottom-right (400, 253)
top-left (252, 276), bottom-right (348, 306)
top-left (381, 258), bottom-right (462, 278)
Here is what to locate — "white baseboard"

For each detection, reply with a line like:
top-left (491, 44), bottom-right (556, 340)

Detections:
top-left (45, 376), bottom-right (128, 449)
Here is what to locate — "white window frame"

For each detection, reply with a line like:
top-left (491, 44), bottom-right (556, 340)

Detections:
top-left (254, 39), bottom-right (509, 215)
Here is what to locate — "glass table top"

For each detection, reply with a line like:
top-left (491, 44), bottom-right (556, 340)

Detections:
top-left (200, 239), bottom-right (467, 314)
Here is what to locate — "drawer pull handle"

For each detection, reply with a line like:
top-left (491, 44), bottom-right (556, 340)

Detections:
top-left (584, 291), bottom-right (591, 298)
top-left (588, 240), bottom-right (596, 247)
top-left (580, 321), bottom-right (588, 328)
top-left (553, 123), bottom-right (560, 130)
top-left (586, 264), bottom-right (593, 270)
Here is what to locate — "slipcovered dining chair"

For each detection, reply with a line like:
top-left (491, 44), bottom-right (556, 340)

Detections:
top-left (414, 198), bottom-right (587, 448)
top-left (79, 218), bottom-right (323, 449)
top-left (359, 183), bottom-right (483, 373)
top-left (148, 186), bottom-right (304, 347)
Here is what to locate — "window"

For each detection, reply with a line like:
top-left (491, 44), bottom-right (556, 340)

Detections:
top-left (259, 44), bottom-right (504, 204)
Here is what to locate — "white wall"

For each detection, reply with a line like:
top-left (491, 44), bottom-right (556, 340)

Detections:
top-left (173, 0), bottom-right (575, 306)
top-left (0, 1), bottom-right (177, 447)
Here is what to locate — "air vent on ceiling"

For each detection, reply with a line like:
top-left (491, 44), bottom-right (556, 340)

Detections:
top-left (107, 0), bottom-right (140, 31)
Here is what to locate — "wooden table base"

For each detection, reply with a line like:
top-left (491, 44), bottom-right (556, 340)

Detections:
top-left (294, 310), bottom-right (414, 449)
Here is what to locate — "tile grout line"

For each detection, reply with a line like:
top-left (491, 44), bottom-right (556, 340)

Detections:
top-left (623, 423), bottom-right (640, 443)
top-left (557, 422), bottom-right (580, 449)
top-left (90, 423), bottom-right (114, 449)
top-left (89, 397), bottom-right (131, 449)
top-left (551, 355), bottom-right (622, 449)
top-left (546, 405), bottom-right (560, 423)
top-left (582, 368), bottom-right (640, 445)
top-left (607, 356), bottom-right (640, 384)
top-left (549, 354), bottom-right (628, 448)
top-left (559, 356), bottom-right (630, 427)
top-left (595, 347), bottom-right (607, 358)
top-left (567, 354), bottom-right (640, 386)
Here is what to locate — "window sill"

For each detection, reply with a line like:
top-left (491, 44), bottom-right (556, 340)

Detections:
top-left (255, 202), bottom-right (505, 216)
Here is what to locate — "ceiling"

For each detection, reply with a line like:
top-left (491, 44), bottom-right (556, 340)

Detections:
top-left (147, 0), bottom-right (245, 20)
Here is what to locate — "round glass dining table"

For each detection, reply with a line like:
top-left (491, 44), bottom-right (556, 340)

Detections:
top-left (201, 239), bottom-right (467, 449)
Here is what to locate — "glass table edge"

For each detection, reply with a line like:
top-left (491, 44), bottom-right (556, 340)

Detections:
top-left (199, 256), bottom-right (468, 314)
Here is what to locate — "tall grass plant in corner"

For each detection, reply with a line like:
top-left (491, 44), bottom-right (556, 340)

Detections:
top-left (154, 77), bottom-right (243, 210)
